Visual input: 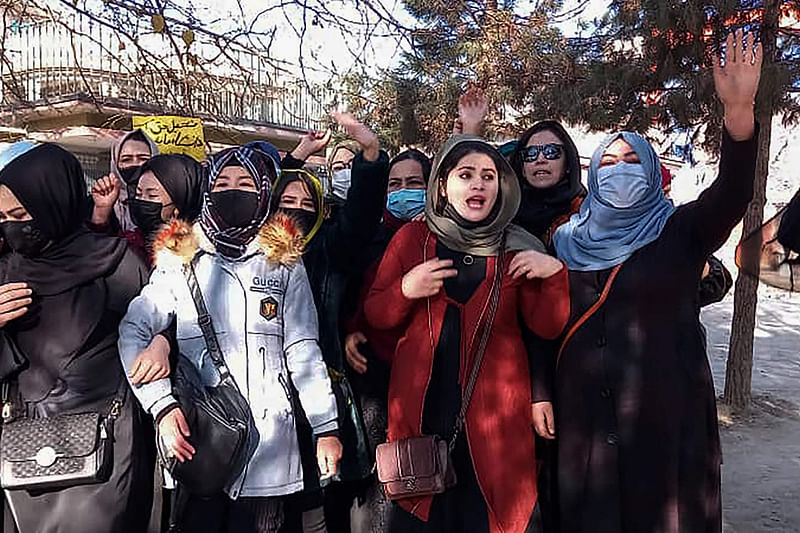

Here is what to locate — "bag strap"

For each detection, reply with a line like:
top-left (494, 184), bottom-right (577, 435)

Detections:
top-left (182, 260), bottom-right (237, 388)
top-left (448, 242), bottom-right (505, 451)
top-left (556, 263), bottom-right (623, 368)
top-left (1, 382), bottom-right (12, 422)
top-left (107, 376), bottom-right (128, 421)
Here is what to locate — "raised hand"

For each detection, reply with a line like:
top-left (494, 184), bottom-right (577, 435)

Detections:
top-left (452, 118), bottom-right (464, 135)
top-left (91, 175), bottom-right (121, 225)
top-left (330, 112), bottom-right (380, 162)
top-left (401, 258), bottom-right (458, 300)
top-left (714, 29), bottom-right (762, 141)
top-left (291, 130), bottom-right (333, 162)
top-left (92, 175), bottom-right (121, 210)
top-left (458, 87), bottom-right (489, 136)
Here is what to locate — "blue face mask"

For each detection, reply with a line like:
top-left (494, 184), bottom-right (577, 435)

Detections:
top-left (597, 162), bottom-right (651, 209)
top-left (386, 188), bottom-right (426, 220)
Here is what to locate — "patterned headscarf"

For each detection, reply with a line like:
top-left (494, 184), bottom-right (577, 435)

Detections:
top-left (200, 142), bottom-right (280, 258)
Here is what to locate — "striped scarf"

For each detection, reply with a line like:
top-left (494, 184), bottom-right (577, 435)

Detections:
top-left (200, 143), bottom-right (279, 258)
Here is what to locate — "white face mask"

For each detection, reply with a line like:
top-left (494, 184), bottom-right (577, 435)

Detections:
top-left (331, 168), bottom-right (352, 200)
top-left (597, 162), bottom-right (651, 209)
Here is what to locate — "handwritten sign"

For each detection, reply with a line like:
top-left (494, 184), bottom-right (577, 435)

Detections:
top-left (132, 116), bottom-right (206, 161)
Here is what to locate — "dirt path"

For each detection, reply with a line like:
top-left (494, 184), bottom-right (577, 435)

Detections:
top-left (703, 290), bottom-right (800, 532)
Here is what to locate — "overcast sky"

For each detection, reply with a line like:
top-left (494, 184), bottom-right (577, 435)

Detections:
top-left (145, 0), bottom-right (612, 82)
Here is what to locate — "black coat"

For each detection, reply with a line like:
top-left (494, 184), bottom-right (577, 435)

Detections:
top-left (778, 187), bottom-right (800, 254)
top-left (0, 247), bottom-right (154, 533)
top-left (282, 151), bottom-right (390, 482)
top-left (555, 130), bottom-right (757, 533)
top-left (0, 247), bottom-right (148, 411)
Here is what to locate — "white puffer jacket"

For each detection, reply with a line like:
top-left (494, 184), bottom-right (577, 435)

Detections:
top-left (118, 219), bottom-right (338, 499)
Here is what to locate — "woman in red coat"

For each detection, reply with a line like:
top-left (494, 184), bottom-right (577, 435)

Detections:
top-left (364, 136), bottom-right (570, 533)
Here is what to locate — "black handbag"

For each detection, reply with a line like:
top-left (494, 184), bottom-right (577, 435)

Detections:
top-left (0, 382), bottom-right (124, 491)
top-left (157, 262), bottom-right (259, 497)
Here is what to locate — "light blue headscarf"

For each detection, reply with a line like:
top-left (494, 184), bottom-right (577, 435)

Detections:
top-left (0, 141), bottom-right (38, 173)
top-left (553, 132), bottom-right (675, 271)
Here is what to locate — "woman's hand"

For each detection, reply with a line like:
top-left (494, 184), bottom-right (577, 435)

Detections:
top-left (509, 250), bottom-right (564, 280)
top-left (532, 402), bottom-right (556, 440)
top-left (317, 435), bottom-right (343, 480)
top-left (345, 331), bottom-right (369, 374)
top-left (129, 334), bottom-right (171, 385)
top-left (158, 408), bottom-right (195, 463)
top-left (401, 258), bottom-right (458, 299)
top-left (0, 283), bottom-right (32, 328)
top-left (458, 88), bottom-right (489, 136)
top-left (91, 175), bottom-right (121, 225)
top-left (714, 29), bottom-right (762, 141)
top-left (291, 130), bottom-right (333, 161)
top-left (330, 112), bottom-right (380, 162)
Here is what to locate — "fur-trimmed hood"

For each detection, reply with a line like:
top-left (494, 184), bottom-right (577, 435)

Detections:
top-left (152, 212), bottom-right (305, 268)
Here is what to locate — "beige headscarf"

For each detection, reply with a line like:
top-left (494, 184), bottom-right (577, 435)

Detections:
top-left (425, 135), bottom-right (545, 256)
top-left (111, 129), bottom-right (160, 232)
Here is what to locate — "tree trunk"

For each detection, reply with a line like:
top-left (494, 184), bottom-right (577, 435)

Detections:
top-left (723, 116), bottom-right (771, 410)
top-left (723, 2), bottom-right (778, 412)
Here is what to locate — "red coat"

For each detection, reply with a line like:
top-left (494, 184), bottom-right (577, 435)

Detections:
top-left (365, 221), bottom-right (570, 533)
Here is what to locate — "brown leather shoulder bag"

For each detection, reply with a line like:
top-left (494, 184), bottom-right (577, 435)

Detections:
top-left (376, 240), bottom-right (504, 501)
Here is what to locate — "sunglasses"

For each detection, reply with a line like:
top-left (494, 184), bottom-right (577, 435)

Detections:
top-left (522, 143), bottom-right (564, 162)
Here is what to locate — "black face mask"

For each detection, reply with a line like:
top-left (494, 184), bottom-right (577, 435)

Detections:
top-left (118, 166), bottom-right (141, 186)
top-left (130, 199), bottom-right (170, 236)
top-left (210, 190), bottom-right (259, 229)
top-left (1, 220), bottom-right (52, 257)
top-left (278, 208), bottom-right (317, 237)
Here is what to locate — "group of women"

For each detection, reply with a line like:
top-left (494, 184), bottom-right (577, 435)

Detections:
top-left (0, 29), bottom-right (770, 533)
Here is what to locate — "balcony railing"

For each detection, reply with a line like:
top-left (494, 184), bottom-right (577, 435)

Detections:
top-left (0, 15), bottom-right (333, 131)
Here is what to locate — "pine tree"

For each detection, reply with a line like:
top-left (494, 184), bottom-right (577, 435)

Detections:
top-left (344, 0), bottom-right (573, 151)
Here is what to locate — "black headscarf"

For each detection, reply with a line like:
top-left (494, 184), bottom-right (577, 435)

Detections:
top-left (0, 143), bottom-right (128, 296)
top-left (510, 120), bottom-right (586, 240)
top-left (0, 143), bottom-right (130, 401)
top-left (138, 154), bottom-right (206, 223)
top-left (389, 149), bottom-right (432, 182)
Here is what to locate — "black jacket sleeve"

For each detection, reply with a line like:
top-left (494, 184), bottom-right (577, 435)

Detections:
top-left (105, 248), bottom-right (150, 316)
top-left (682, 127), bottom-right (758, 257)
top-left (698, 255), bottom-right (733, 308)
top-left (281, 153), bottom-right (306, 171)
top-left (323, 151), bottom-right (390, 272)
top-left (0, 332), bottom-right (28, 383)
top-left (85, 195), bottom-right (123, 236)
top-left (778, 188), bottom-right (800, 255)
top-left (526, 331), bottom-right (556, 403)
top-left (0, 257), bottom-right (27, 381)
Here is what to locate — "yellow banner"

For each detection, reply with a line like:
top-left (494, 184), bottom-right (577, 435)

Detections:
top-left (132, 115), bottom-right (206, 161)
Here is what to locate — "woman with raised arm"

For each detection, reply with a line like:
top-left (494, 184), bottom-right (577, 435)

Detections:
top-left (552, 30), bottom-right (762, 533)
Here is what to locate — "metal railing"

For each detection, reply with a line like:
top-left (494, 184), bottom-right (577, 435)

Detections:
top-left (0, 15), bottom-right (333, 131)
